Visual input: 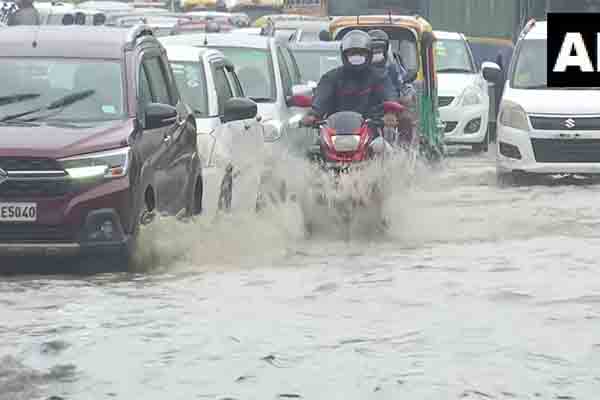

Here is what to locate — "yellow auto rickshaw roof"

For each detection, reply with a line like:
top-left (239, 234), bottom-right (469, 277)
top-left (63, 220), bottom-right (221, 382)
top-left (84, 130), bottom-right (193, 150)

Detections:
top-left (329, 15), bottom-right (432, 35)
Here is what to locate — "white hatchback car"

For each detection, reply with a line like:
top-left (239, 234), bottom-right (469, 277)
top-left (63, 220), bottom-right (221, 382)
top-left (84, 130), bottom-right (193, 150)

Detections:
top-left (482, 20), bottom-right (600, 183)
top-left (162, 44), bottom-right (265, 215)
top-left (435, 30), bottom-right (491, 152)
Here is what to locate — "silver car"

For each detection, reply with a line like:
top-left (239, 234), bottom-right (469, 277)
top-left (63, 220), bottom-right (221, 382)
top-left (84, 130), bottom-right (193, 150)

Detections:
top-left (161, 32), bottom-right (314, 159)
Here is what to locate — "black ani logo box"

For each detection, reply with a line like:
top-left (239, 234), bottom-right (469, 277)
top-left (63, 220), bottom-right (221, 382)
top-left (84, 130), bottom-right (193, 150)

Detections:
top-left (547, 13), bottom-right (600, 87)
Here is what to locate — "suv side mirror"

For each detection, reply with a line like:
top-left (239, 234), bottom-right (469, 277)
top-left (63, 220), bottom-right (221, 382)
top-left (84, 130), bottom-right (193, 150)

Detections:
top-left (146, 103), bottom-right (177, 129)
top-left (222, 97), bottom-right (257, 123)
top-left (481, 61), bottom-right (502, 83)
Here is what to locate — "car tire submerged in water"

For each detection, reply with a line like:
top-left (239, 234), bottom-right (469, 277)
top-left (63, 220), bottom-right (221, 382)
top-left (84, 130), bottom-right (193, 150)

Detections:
top-left (190, 175), bottom-right (203, 216)
top-left (218, 164), bottom-right (233, 212)
top-left (496, 171), bottom-right (519, 187)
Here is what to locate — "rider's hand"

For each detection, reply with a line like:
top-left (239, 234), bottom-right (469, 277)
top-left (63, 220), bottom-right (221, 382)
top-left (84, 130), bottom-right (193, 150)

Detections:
top-left (301, 114), bottom-right (318, 127)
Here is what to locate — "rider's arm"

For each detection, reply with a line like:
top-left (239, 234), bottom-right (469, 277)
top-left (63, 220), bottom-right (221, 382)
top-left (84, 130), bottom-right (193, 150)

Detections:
top-left (367, 75), bottom-right (386, 122)
top-left (310, 69), bottom-right (337, 119)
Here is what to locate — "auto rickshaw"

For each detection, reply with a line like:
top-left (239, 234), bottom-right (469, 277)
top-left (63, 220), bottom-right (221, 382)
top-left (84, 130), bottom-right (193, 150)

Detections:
top-left (329, 15), bottom-right (445, 161)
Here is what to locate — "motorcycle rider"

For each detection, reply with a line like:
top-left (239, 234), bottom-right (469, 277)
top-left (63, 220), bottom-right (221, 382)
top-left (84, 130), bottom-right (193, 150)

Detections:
top-left (368, 29), bottom-right (402, 101)
top-left (301, 29), bottom-right (385, 134)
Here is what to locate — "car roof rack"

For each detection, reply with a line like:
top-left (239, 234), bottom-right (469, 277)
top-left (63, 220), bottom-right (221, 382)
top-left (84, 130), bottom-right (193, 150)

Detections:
top-left (125, 23), bottom-right (154, 48)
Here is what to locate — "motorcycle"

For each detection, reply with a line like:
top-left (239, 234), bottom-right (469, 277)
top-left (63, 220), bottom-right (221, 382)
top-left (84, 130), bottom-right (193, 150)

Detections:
top-left (301, 110), bottom-right (391, 238)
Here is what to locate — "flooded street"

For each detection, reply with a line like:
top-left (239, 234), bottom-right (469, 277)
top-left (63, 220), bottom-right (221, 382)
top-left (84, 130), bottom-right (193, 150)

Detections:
top-left (2, 149), bottom-right (600, 400)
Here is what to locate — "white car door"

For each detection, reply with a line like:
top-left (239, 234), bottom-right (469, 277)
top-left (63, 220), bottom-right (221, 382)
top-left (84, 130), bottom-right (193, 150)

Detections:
top-left (205, 61), bottom-right (263, 214)
top-left (276, 45), bottom-right (312, 155)
top-left (223, 63), bottom-right (265, 211)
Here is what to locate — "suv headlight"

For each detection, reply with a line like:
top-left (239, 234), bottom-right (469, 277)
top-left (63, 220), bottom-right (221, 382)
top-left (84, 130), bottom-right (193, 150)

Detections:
top-left (499, 101), bottom-right (529, 131)
top-left (262, 119), bottom-right (283, 142)
top-left (460, 85), bottom-right (483, 106)
top-left (59, 147), bottom-right (131, 179)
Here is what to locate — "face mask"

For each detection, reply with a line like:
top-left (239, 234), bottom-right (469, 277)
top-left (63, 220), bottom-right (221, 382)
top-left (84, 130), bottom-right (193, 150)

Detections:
top-left (372, 53), bottom-right (385, 63)
top-left (348, 55), bottom-right (366, 66)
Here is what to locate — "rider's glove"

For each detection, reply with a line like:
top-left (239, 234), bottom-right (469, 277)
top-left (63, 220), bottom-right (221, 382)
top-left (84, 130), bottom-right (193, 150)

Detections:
top-left (301, 114), bottom-right (318, 127)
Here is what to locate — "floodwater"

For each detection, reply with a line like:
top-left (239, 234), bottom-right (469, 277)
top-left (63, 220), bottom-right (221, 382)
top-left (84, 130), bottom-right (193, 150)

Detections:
top-left (2, 148), bottom-right (600, 400)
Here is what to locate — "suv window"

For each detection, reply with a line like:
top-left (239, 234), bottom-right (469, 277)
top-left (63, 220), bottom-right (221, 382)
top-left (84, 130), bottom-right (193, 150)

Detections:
top-left (143, 56), bottom-right (172, 105)
top-left (277, 47), bottom-right (293, 98)
top-left (281, 47), bottom-right (302, 85)
top-left (213, 64), bottom-right (234, 115)
top-left (139, 66), bottom-right (152, 107)
top-left (225, 66), bottom-right (244, 97)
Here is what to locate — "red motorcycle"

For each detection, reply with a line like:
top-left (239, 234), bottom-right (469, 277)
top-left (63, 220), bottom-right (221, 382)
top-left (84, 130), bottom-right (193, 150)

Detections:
top-left (306, 111), bottom-right (380, 170)
top-left (302, 110), bottom-right (390, 238)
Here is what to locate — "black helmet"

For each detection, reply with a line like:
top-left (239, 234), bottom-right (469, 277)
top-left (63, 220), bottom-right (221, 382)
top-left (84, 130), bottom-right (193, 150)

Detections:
top-left (368, 29), bottom-right (390, 65)
top-left (340, 30), bottom-right (373, 73)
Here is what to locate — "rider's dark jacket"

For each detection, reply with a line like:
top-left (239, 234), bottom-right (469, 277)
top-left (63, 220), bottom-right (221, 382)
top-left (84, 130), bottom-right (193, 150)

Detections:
top-left (309, 65), bottom-right (385, 122)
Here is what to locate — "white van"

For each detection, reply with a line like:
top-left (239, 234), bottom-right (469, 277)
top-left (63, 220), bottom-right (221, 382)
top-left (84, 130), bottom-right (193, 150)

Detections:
top-left (482, 20), bottom-right (600, 183)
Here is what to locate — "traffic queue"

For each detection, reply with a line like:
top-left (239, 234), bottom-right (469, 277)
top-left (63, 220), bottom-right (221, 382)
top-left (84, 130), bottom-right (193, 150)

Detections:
top-left (2, 2), bottom-right (587, 268)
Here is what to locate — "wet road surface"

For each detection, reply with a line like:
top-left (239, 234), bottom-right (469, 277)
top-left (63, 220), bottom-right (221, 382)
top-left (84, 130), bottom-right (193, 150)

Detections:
top-left (2, 148), bottom-right (600, 399)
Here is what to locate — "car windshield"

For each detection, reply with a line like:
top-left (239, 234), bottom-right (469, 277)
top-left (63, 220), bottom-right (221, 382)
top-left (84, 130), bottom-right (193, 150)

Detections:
top-left (512, 39), bottom-right (548, 89)
top-left (511, 38), bottom-right (600, 90)
top-left (212, 47), bottom-right (276, 102)
top-left (291, 49), bottom-right (342, 83)
top-left (169, 61), bottom-right (208, 117)
top-left (435, 38), bottom-right (475, 73)
top-left (0, 58), bottom-right (125, 123)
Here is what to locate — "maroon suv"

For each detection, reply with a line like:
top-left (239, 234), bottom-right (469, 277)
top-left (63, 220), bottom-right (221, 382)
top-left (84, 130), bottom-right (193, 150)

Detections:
top-left (0, 25), bottom-right (202, 268)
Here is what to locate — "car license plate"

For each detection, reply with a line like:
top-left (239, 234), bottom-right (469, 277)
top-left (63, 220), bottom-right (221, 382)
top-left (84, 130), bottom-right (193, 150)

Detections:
top-left (0, 203), bottom-right (37, 222)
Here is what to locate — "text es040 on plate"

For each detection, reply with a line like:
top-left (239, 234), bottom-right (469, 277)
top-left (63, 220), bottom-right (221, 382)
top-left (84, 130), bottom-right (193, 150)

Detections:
top-left (0, 203), bottom-right (37, 222)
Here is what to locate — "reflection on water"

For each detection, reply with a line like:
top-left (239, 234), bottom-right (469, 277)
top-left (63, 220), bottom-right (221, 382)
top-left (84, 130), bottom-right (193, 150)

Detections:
top-left (2, 148), bottom-right (600, 399)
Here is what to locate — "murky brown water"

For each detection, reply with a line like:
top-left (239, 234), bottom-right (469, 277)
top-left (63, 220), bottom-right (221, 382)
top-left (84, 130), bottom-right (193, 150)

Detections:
top-left (2, 149), bottom-right (600, 400)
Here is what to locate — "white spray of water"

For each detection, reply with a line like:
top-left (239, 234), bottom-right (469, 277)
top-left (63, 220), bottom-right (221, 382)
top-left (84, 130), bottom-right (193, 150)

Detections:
top-left (130, 147), bottom-right (421, 271)
top-left (130, 145), bottom-right (583, 270)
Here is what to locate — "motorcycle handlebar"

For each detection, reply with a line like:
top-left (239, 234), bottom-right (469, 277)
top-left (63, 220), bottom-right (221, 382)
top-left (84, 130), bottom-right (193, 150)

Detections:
top-left (299, 119), bottom-right (326, 128)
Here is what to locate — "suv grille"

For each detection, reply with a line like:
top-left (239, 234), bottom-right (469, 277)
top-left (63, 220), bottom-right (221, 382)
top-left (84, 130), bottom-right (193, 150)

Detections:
top-left (531, 138), bottom-right (600, 163)
top-left (529, 116), bottom-right (600, 131)
top-left (0, 157), bottom-right (70, 198)
top-left (0, 158), bottom-right (62, 171)
top-left (0, 224), bottom-right (74, 243)
top-left (0, 180), bottom-right (72, 198)
top-left (438, 96), bottom-right (454, 107)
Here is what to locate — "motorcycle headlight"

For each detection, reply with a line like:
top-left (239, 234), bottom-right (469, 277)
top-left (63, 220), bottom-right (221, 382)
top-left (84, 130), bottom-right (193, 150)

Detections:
top-left (59, 147), bottom-right (131, 179)
top-left (460, 85), bottom-right (483, 106)
top-left (262, 119), bottom-right (283, 142)
top-left (499, 101), bottom-right (530, 131)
